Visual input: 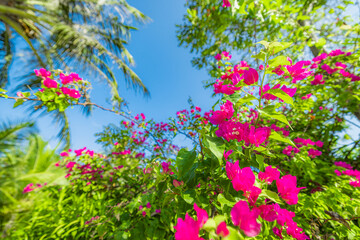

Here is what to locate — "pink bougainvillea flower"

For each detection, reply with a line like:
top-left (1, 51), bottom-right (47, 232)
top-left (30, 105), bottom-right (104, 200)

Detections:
top-left (308, 149), bottom-right (322, 158)
top-left (276, 175), bottom-right (305, 205)
top-left (258, 166), bottom-right (280, 184)
top-left (173, 179), bottom-right (184, 188)
top-left (243, 68), bottom-right (259, 85)
top-left (231, 200), bottom-right (261, 237)
top-left (311, 74), bottom-right (325, 85)
top-left (23, 183), bottom-right (35, 193)
top-left (66, 161), bottom-right (76, 169)
top-left (280, 85), bottom-right (297, 98)
top-left (243, 186), bottom-right (262, 206)
top-left (273, 227), bottom-right (283, 239)
top-left (329, 49), bottom-right (345, 56)
top-left (60, 151), bottom-right (69, 157)
top-left (275, 205), bottom-right (295, 226)
top-left (350, 181), bottom-right (360, 187)
top-left (223, 150), bottom-right (233, 161)
top-left (260, 84), bottom-right (280, 100)
top-left (68, 89), bottom-right (81, 99)
top-left (214, 53), bottom-right (222, 61)
top-left (334, 169), bottom-right (342, 176)
top-left (222, 51), bottom-right (231, 59)
top-left (312, 52), bottom-right (328, 63)
top-left (232, 167), bottom-right (255, 192)
top-left (194, 203), bottom-right (208, 228)
top-left (285, 61), bottom-right (313, 83)
top-left (321, 64), bottom-right (338, 75)
top-left (74, 147), bottom-right (86, 156)
top-left (209, 100), bottom-right (234, 125)
top-left (286, 221), bottom-right (309, 240)
top-left (315, 140), bottom-right (324, 147)
top-left (259, 204), bottom-right (278, 222)
top-left (334, 161), bottom-right (353, 169)
top-left (216, 221), bottom-right (229, 237)
top-left (222, 0), bottom-right (231, 7)
top-left (142, 211), bottom-right (147, 217)
top-left (161, 162), bottom-right (172, 174)
top-left (43, 78), bottom-right (58, 89)
top-left (245, 126), bottom-right (271, 147)
top-left (35, 68), bottom-right (51, 77)
top-left (156, 209), bottom-right (161, 213)
top-left (259, 65), bottom-right (264, 70)
top-left (301, 93), bottom-right (312, 100)
top-left (174, 213), bottom-right (204, 240)
top-left (226, 160), bottom-right (240, 180)
top-left (146, 202), bottom-right (151, 208)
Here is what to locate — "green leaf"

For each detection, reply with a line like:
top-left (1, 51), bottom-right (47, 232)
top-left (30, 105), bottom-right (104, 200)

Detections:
top-left (225, 226), bottom-right (245, 240)
top-left (251, 51), bottom-right (266, 61)
top-left (266, 89), bottom-right (294, 105)
top-left (258, 105), bottom-right (292, 128)
top-left (315, 38), bottom-right (326, 48)
top-left (182, 190), bottom-right (196, 204)
top-left (205, 136), bottom-right (225, 166)
top-left (203, 218), bottom-right (216, 231)
top-left (217, 194), bottom-right (236, 208)
top-left (0, 88), bottom-right (7, 92)
top-left (268, 42), bottom-right (292, 55)
top-left (269, 130), bottom-right (296, 147)
top-left (268, 55), bottom-right (291, 68)
top-left (176, 148), bottom-right (197, 178)
top-left (260, 189), bottom-right (283, 203)
top-left (257, 40), bottom-right (270, 49)
top-left (237, 95), bottom-right (258, 106)
top-left (13, 99), bottom-right (25, 108)
top-left (214, 215), bottom-right (227, 226)
top-left (256, 155), bottom-right (264, 172)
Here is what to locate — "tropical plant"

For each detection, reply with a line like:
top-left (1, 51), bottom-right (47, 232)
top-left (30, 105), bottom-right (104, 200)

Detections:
top-left (0, 0), bottom-right (149, 145)
top-left (0, 134), bottom-right (65, 236)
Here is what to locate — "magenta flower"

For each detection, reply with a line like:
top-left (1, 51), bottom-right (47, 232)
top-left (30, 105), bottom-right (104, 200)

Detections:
top-left (301, 93), bottom-right (312, 100)
top-left (146, 202), bottom-right (151, 209)
top-left (258, 166), bottom-right (280, 184)
top-left (231, 200), bottom-right (261, 237)
top-left (142, 211), bottom-right (146, 217)
top-left (43, 78), bottom-right (58, 89)
top-left (23, 183), bottom-right (35, 193)
top-left (276, 175), bottom-right (305, 205)
top-left (223, 150), bottom-right (233, 161)
top-left (161, 162), bottom-right (172, 174)
top-left (308, 149), bottom-right (322, 158)
top-left (194, 203), bottom-right (208, 228)
top-left (280, 85), bottom-right (297, 98)
top-left (34, 68), bottom-right (51, 77)
top-left (216, 221), bottom-right (229, 237)
top-left (243, 186), bottom-right (262, 206)
top-left (222, 0), bottom-right (231, 7)
top-left (350, 181), bottom-right (360, 187)
top-left (173, 179), bottom-right (184, 187)
top-left (259, 204), bottom-right (278, 222)
top-left (174, 213), bottom-right (204, 240)
top-left (311, 74), bottom-right (325, 85)
top-left (156, 209), bottom-right (161, 213)
top-left (334, 161), bottom-right (353, 169)
top-left (214, 53), bottom-right (222, 61)
top-left (243, 68), bottom-right (259, 85)
top-left (315, 140), bottom-right (324, 148)
top-left (334, 169), bottom-right (342, 176)
top-left (245, 126), bottom-right (271, 147)
top-left (273, 227), bottom-right (283, 239)
top-left (226, 160), bottom-right (240, 180)
top-left (208, 100), bottom-right (234, 125)
top-left (60, 151), bottom-right (69, 157)
top-left (232, 167), bottom-right (255, 192)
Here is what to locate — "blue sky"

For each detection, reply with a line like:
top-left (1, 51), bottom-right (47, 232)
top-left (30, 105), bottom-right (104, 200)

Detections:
top-left (0, 0), bottom-right (217, 151)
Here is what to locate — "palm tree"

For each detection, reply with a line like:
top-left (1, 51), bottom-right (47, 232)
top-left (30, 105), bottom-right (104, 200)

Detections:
top-left (0, 120), bottom-right (35, 154)
top-left (0, 134), bottom-right (66, 235)
top-left (0, 0), bottom-right (149, 145)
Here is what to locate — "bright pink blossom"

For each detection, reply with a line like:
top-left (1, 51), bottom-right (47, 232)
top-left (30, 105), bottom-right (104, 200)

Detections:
top-left (311, 74), bottom-right (325, 85)
top-left (146, 202), bottom-right (151, 208)
top-left (222, 0), bottom-right (231, 7)
top-left (208, 100), bottom-right (234, 125)
top-left (259, 204), bottom-right (278, 222)
top-left (35, 68), bottom-right (51, 77)
top-left (232, 166), bottom-right (255, 192)
top-left (215, 53), bottom-right (222, 60)
top-left (334, 161), bottom-right (353, 169)
top-left (216, 221), bottom-right (229, 237)
top-left (243, 68), bottom-right (259, 85)
top-left (174, 213), bottom-right (204, 240)
top-left (334, 169), bottom-right (342, 176)
top-left (273, 227), bottom-right (283, 239)
top-left (43, 78), bottom-right (58, 88)
top-left (194, 203), bottom-right (208, 228)
top-left (60, 151), bottom-right (69, 157)
top-left (231, 200), bottom-right (261, 237)
top-left (223, 150), bottom-right (233, 161)
top-left (258, 166), bottom-right (280, 184)
top-left (276, 175), bottom-right (305, 205)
